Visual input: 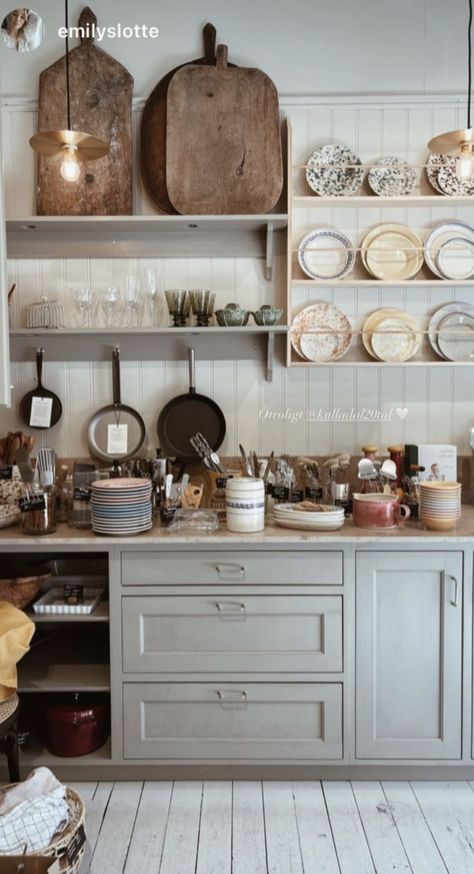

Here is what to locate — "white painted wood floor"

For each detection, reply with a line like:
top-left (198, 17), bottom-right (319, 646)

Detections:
top-left (72, 780), bottom-right (474, 874)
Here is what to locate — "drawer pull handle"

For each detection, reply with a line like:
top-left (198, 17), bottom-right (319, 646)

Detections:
top-left (215, 563), bottom-right (246, 579)
top-left (217, 689), bottom-right (248, 701)
top-left (216, 601), bottom-right (247, 614)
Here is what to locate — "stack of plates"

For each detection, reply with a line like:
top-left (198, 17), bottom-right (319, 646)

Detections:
top-left (424, 222), bottom-right (474, 280)
top-left (273, 503), bottom-right (345, 531)
top-left (361, 223), bottom-right (424, 280)
top-left (291, 303), bottom-right (352, 362)
top-left (306, 144), bottom-right (364, 196)
top-left (428, 302), bottom-right (474, 361)
top-left (426, 153), bottom-right (474, 197)
top-left (362, 308), bottom-right (422, 362)
top-left (368, 157), bottom-right (417, 197)
top-left (419, 481), bottom-right (462, 531)
top-left (91, 478), bottom-right (152, 536)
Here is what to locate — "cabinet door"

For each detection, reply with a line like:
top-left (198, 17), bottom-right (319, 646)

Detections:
top-left (0, 108), bottom-right (11, 408)
top-left (356, 551), bottom-right (462, 760)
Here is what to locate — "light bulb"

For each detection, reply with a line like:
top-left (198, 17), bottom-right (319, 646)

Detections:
top-left (60, 146), bottom-right (80, 182)
top-left (456, 142), bottom-right (474, 179)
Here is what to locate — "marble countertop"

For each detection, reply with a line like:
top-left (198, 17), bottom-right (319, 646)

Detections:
top-left (0, 507), bottom-right (473, 547)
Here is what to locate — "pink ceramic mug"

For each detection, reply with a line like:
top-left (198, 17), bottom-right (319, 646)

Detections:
top-left (352, 493), bottom-right (411, 529)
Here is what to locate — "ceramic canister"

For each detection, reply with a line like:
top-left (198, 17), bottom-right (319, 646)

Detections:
top-left (225, 477), bottom-right (265, 532)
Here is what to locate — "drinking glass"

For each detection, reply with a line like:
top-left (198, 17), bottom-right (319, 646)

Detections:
top-left (165, 289), bottom-right (189, 327)
top-left (101, 286), bottom-right (120, 328)
top-left (72, 287), bottom-right (94, 328)
top-left (145, 269), bottom-right (159, 326)
top-left (121, 276), bottom-right (142, 327)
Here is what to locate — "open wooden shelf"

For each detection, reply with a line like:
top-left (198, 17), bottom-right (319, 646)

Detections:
top-left (26, 600), bottom-right (110, 623)
top-left (292, 195), bottom-right (474, 208)
top-left (18, 662), bottom-right (110, 692)
top-left (18, 737), bottom-right (112, 766)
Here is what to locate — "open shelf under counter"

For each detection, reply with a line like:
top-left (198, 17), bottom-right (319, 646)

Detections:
top-left (6, 214), bottom-right (288, 279)
top-left (18, 737), bottom-right (112, 767)
top-left (292, 195), bottom-right (474, 208)
top-left (18, 662), bottom-right (110, 693)
top-left (26, 600), bottom-right (110, 623)
top-left (10, 326), bottom-right (288, 381)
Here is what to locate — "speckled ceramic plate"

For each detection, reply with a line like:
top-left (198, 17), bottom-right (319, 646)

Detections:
top-left (305, 144), bottom-right (364, 196)
top-left (426, 152), bottom-right (474, 196)
top-left (362, 307), bottom-right (422, 361)
top-left (368, 157), bottom-right (417, 197)
top-left (361, 223), bottom-right (424, 280)
top-left (297, 228), bottom-right (355, 280)
top-left (291, 303), bottom-right (353, 362)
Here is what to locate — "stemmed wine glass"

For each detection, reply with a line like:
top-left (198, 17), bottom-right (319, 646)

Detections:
top-left (72, 287), bottom-right (94, 328)
top-left (121, 276), bottom-right (142, 327)
top-left (145, 269), bottom-right (159, 326)
top-left (101, 286), bottom-right (120, 328)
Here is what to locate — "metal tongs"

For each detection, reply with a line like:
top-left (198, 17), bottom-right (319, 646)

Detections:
top-left (190, 432), bottom-right (226, 473)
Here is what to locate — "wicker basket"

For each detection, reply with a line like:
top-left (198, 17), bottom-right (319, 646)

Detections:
top-left (1, 787), bottom-right (86, 874)
top-left (0, 574), bottom-right (51, 609)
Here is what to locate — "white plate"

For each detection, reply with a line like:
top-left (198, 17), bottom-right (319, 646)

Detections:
top-left (362, 308), bottom-right (422, 361)
top-left (370, 316), bottom-right (420, 362)
top-left (437, 312), bottom-right (474, 361)
top-left (274, 517), bottom-right (345, 531)
top-left (298, 228), bottom-right (355, 280)
top-left (306, 144), bottom-right (364, 196)
top-left (424, 221), bottom-right (474, 279)
top-left (436, 236), bottom-right (474, 280)
top-left (291, 303), bottom-right (353, 362)
top-left (368, 157), bottom-right (417, 197)
top-left (361, 224), bottom-right (424, 280)
top-left (428, 301), bottom-right (474, 359)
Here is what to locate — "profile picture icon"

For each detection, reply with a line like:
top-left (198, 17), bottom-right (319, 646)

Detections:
top-left (1, 7), bottom-right (43, 52)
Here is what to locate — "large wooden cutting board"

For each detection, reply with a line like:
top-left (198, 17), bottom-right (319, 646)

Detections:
top-left (140, 23), bottom-right (234, 214)
top-left (36, 7), bottom-right (133, 216)
top-left (166, 45), bottom-right (283, 215)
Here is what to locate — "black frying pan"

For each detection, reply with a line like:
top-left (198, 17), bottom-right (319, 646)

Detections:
top-left (19, 348), bottom-right (63, 430)
top-left (87, 347), bottom-right (146, 465)
top-left (157, 348), bottom-right (226, 464)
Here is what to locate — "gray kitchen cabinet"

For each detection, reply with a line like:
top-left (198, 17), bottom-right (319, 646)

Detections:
top-left (123, 682), bottom-right (343, 761)
top-left (355, 551), bottom-right (463, 760)
top-left (122, 594), bottom-right (343, 674)
top-left (0, 117), bottom-right (11, 408)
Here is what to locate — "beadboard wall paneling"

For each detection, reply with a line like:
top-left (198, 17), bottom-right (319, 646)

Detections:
top-left (1, 97), bottom-right (474, 456)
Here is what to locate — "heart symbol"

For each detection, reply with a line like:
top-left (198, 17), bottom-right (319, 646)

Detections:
top-left (396, 407), bottom-right (409, 420)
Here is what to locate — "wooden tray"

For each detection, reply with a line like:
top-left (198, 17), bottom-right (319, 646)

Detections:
top-left (166, 45), bottom-right (283, 215)
top-left (35, 7), bottom-right (133, 216)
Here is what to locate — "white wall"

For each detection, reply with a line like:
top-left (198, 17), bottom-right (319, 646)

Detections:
top-left (1, 3), bottom-right (474, 457)
top-left (0, 0), bottom-right (468, 98)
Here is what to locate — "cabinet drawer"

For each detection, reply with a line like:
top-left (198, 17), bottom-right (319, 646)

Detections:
top-left (122, 595), bottom-right (343, 673)
top-left (121, 550), bottom-right (343, 586)
top-left (123, 682), bottom-right (343, 760)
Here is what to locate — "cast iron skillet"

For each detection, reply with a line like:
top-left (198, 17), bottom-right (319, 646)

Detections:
top-left (157, 347), bottom-right (226, 465)
top-left (19, 348), bottom-right (63, 430)
top-left (87, 347), bottom-right (146, 467)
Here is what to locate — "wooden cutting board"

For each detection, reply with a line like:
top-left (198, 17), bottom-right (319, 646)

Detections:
top-left (166, 45), bottom-right (283, 215)
top-left (36, 7), bottom-right (133, 216)
top-left (140, 23), bottom-right (234, 214)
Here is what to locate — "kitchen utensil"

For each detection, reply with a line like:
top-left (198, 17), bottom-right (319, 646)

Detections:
top-left (358, 458), bottom-right (378, 480)
top-left (35, 6), bottom-right (133, 215)
top-left (157, 348), bottom-right (226, 465)
top-left (192, 432), bottom-right (226, 473)
top-left (140, 23), bottom-right (233, 214)
top-left (380, 459), bottom-right (398, 481)
top-left (215, 303), bottom-right (249, 327)
top-left (352, 493), bottom-right (411, 529)
top-left (424, 221), bottom-right (474, 279)
top-left (305, 143), bottom-right (364, 196)
top-left (181, 484), bottom-right (204, 509)
top-left (291, 303), bottom-right (352, 362)
top-left (367, 157), bottom-right (417, 196)
top-left (166, 44), bottom-right (283, 215)
top-left (297, 228), bottom-right (355, 280)
top-left (13, 447), bottom-right (34, 496)
top-left (361, 224), bottom-right (424, 281)
top-left (46, 696), bottom-right (109, 756)
top-left (239, 444), bottom-right (254, 477)
top-left (87, 347), bottom-right (146, 466)
top-left (19, 349), bottom-right (63, 430)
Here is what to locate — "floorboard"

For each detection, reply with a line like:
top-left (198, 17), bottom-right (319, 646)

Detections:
top-left (382, 781), bottom-right (448, 874)
top-left (292, 781), bottom-right (340, 873)
top-left (232, 781), bottom-right (268, 874)
top-left (87, 782), bottom-right (143, 874)
top-left (351, 781), bottom-right (411, 873)
top-left (322, 781), bottom-right (375, 874)
top-left (411, 782), bottom-right (474, 874)
top-left (262, 781), bottom-right (304, 874)
top-left (123, 781), bottom-right (173, 873)
top-left (195, 781), bottom-right (232, 874)
top-left (158, 781), bottom-right (203, 874)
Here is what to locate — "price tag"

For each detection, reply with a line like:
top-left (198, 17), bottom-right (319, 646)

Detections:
top-left (29, 395), bottom-right (53, 427)
top-left (273, 484), bottom-right (289, 502)
top-left (290, 488), bottom-right (304, 503)
top-left (19, 494), bottom-right (46, 513)
top-left (64, 583), bottom-right (84, 604)
top-left (107, 423), bottom-right (128, 455)
top-left (73, 487), bottom-right (91, 502)
top-left (66, 823), bottom-right (87, 865)
top-left (305, 486), bottom-right (324, 501)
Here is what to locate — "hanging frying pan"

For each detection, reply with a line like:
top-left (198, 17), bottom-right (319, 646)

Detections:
top-left (87, 347), bottom-right (146, 467)
top-left (19, 348), bottom-right (63, 430)
top-left (157, 348), bottom-right (226, 465)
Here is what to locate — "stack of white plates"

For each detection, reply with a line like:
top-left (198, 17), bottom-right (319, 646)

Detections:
top-left (428, 302), bottom-right (474, 361)
top-left (424, 222), bottom-right (474, 280)
top-left (361, 223), bottom-right (424, 281)
top-left (91, 478), bottom-right (152, 536)
top-left (419, 481), bottom-right (461, 531)
top-left (272, 503), bottom-right (345, 531)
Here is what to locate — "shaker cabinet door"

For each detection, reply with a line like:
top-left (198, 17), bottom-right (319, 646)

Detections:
top-left (356, 551), bottom-right (463, 760)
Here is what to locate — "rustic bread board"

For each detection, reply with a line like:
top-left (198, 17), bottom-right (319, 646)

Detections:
top-left (166, 45), bottom-right (283, 215)
top-left (36, 7), bottom-right (133, 216)
top-left (140, 23), bottom-right (234, 214)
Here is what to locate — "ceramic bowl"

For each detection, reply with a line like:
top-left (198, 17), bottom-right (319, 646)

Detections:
top-left (251, 305), bottom-right (283, 326)
top-left (215, 303), bottom-right (249, 327)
